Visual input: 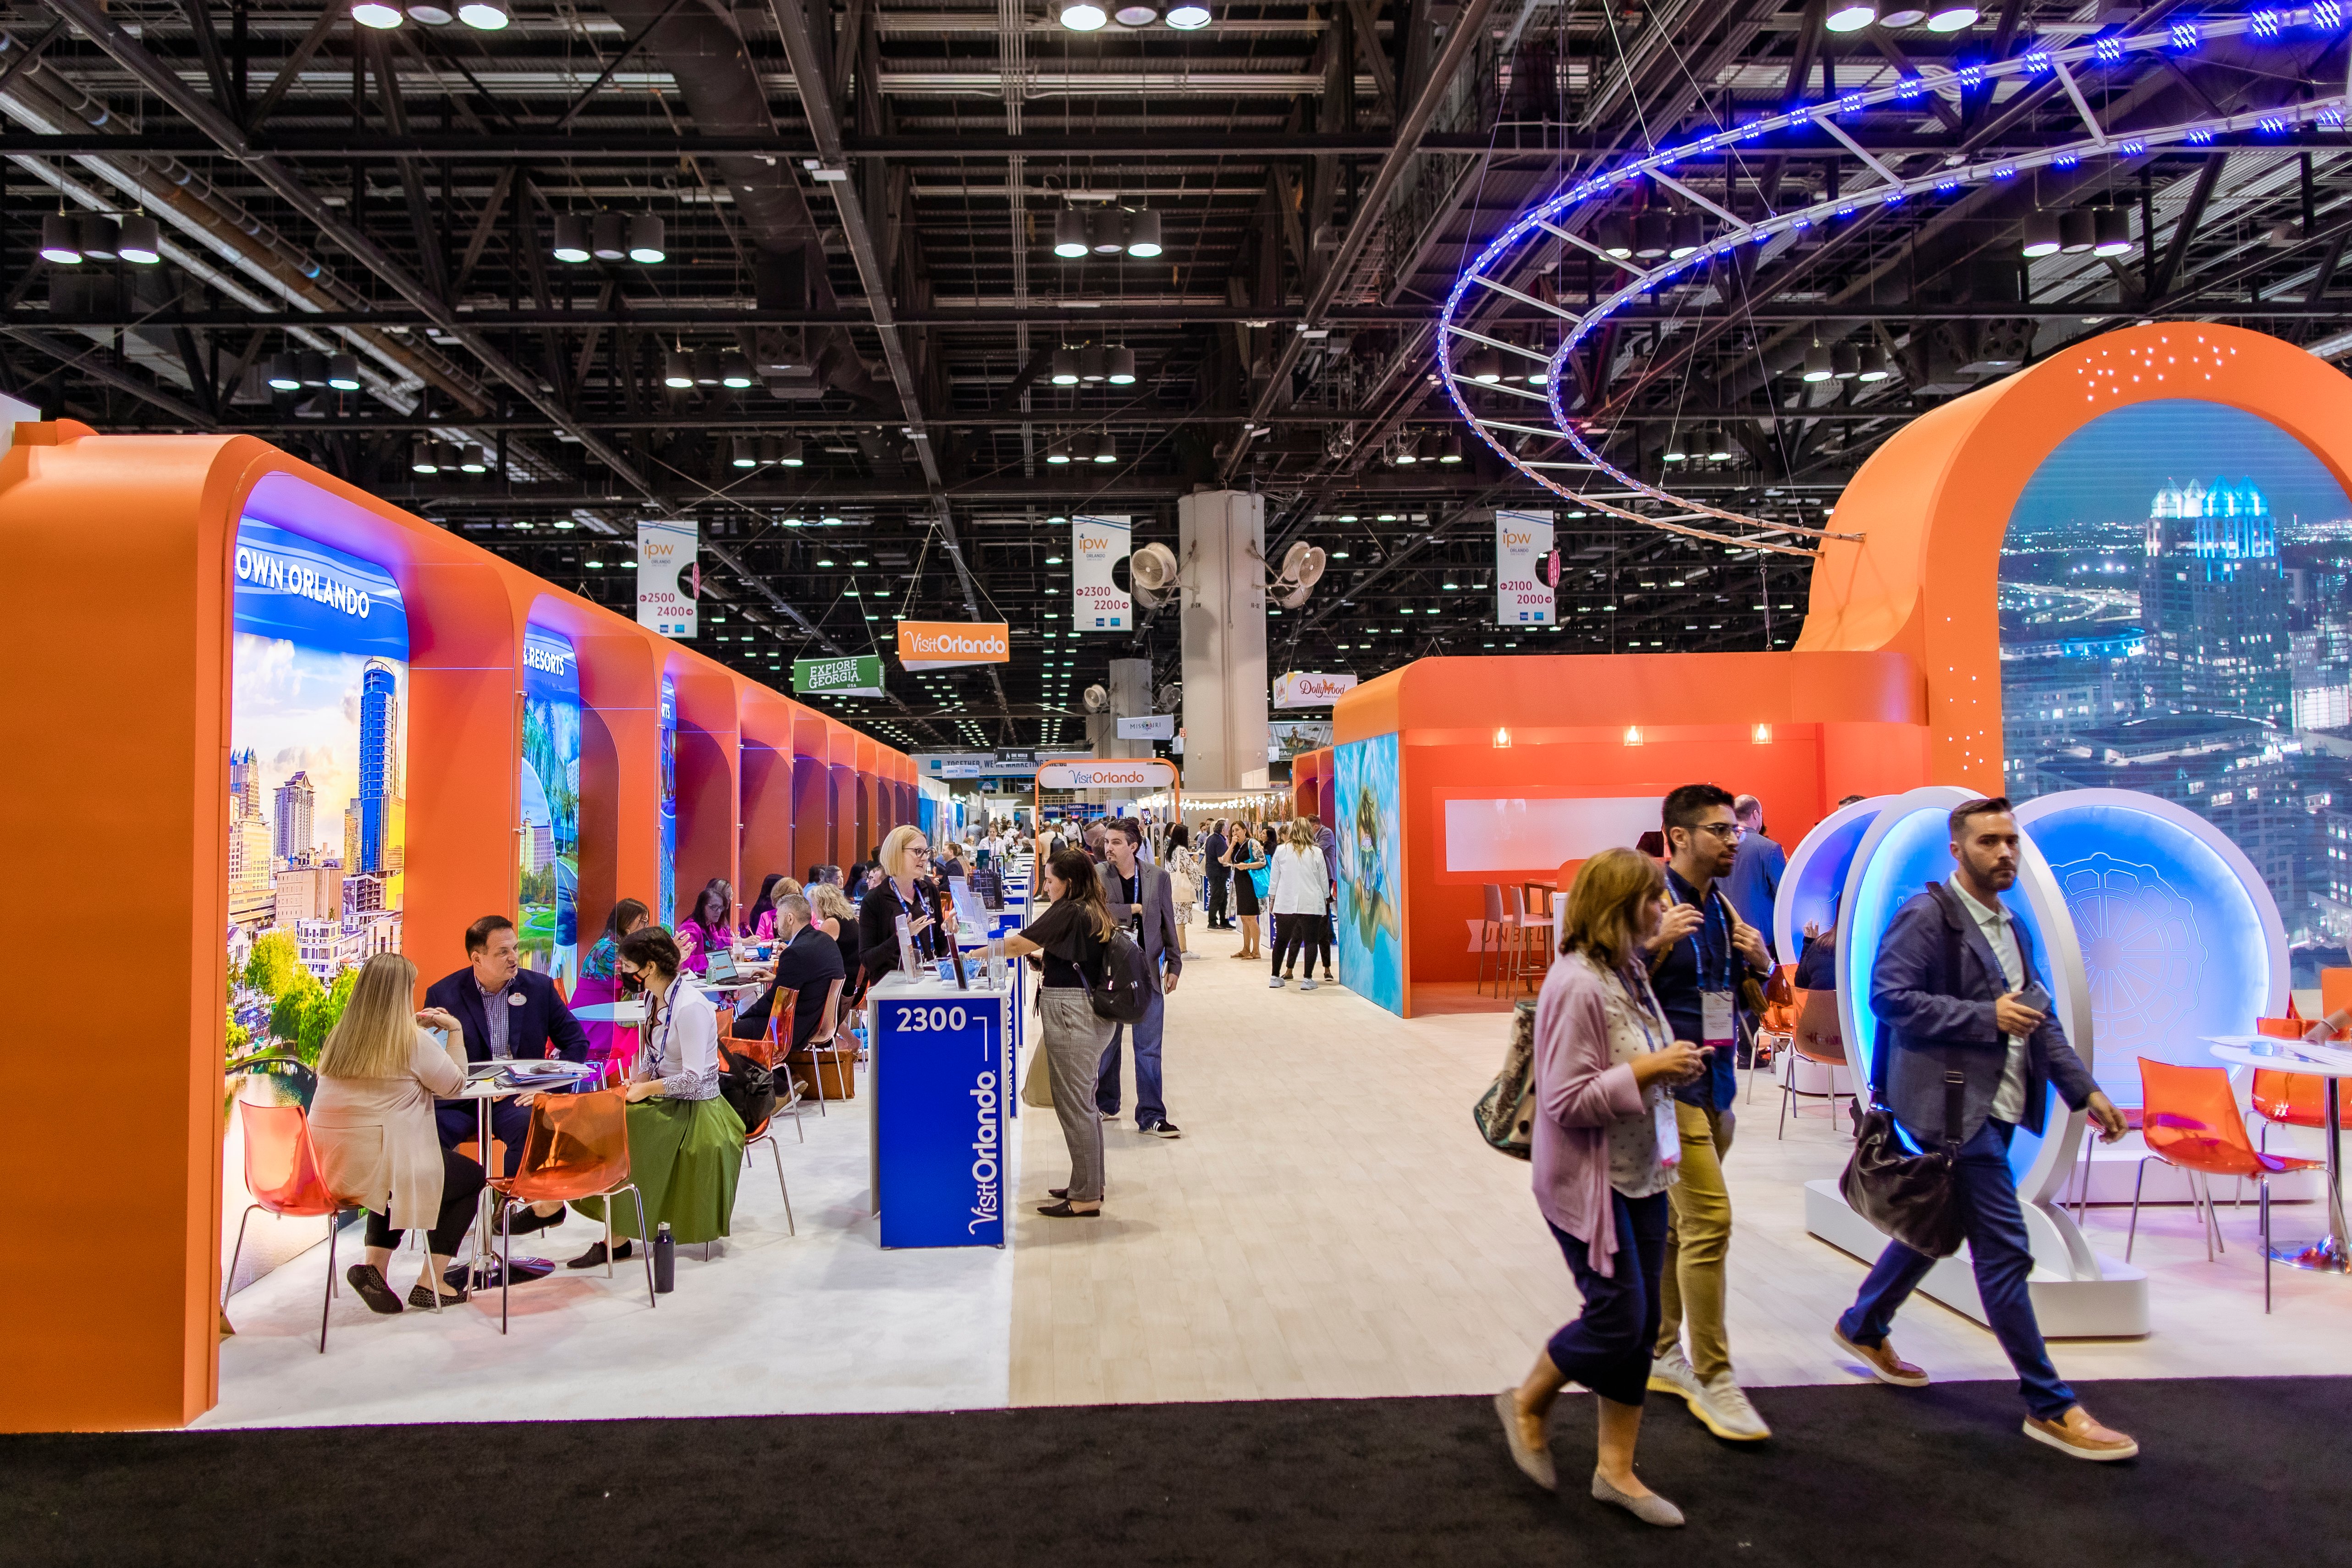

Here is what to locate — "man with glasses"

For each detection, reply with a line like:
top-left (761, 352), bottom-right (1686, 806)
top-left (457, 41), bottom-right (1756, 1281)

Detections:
top-left (1641, 783), bottom-right (1774, 1442)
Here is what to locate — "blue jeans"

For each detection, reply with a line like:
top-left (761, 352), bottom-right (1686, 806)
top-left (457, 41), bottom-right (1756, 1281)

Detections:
top-left (1546, 1191), bottom-right (1670, 1407)
top-left (1096, 979), bottom-right (1166, 1124)
top-left (1838, 1119), bottom-right (2077, 1420)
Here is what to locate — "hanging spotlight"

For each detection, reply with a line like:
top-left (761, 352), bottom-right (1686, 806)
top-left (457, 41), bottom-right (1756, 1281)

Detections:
top-left (1596, 217), bottom-right (1633, 259)
top-left (693, 347), bottom-right (722, 386)
top-left (326, 354), bottom-right (363, 391)
top-left (79, 215), bottom-right (121, 262)
top-left (590, 212), bottom-right (628, 261)
top-left (1165, 0), bottom-right (1210, 26)
top-left (1045, 437), bottom-right (1074, 465)
top-left (1050, 347), bottom-right (1081, 386)
top-left (627, 214), bottom-right (666, 264)
top-left (2020, 211), bottom-right (2062, 257)
top-left (1879, 6), bottom-right (1928, 22)
top-left (1106, 346), bottom-right (1138, 385)
top-left (1856, 344), bottom-right (1894, 382)
top-left (458, 446), bottom-right (490, 474)
top-left (663, 351), bottom-right (696, 390)
top-left (117, 215), bottom-right (162, 265)
top-left (1801, 341), bottom-right (1834, 382)
top-left (1090, 209), bottom-right (1128, 255)
top-left (1436, 432), bottom-right (1464, 464)
top-left (1058, 0), bottom-right (1107, 29)
top-left (1667, 212), bottom-right (1703, 259)
top-left (1924, 5), bottom-right (1979, 30)
top-left (731, 436), bottom-right (759, 469)
top-left (2093, 208), bottom-right (2134, 257)
top-left (39, 214), bottom-right (83, 264)
top-left (720, 352), bottom-right (756, 389)
top-left (551, 216), bottom-right (590, 264)
top-left (1662, 431), bottom-right (1690, 462)
top-left (1113, 2), bottom-right (1159, 23)
top-left (1079, 347), bottom-right (1109, 383)
top-left (1825, 3), bottom-right (1878, 32)
top-left (1465, 348), bottom-right (1504, 384)
top-left (410, 438), bottom-right (440, 474)
top-left (349, 0), bottom-right (403, 26)
top-left (405, 0), bottom-right (455, 23)
top-left (1832, 344), bottom-right (1861, 380)
top-left (457, 0), bottom-right (509, 26)
top-left (1633, 212), bottom-right (1672, 259)
top-left (1090, 430), bottom-right (1118, 464)
top-left (777, 437), bottom-right (806, 468)
top-left (1705, 428), bottom-right (1736, 462)
top-left (1124, 207), bottom-right (1163, 258)
top-left (435, 441), bottom-right (463, 472)
top-left (2059, 210), bottom-right (2097, 254)
top-left (1052, 209), bottom-right (1090, 259)
top-left (265, 352), bottom-right (303, 392)
top-left (296, 350), bottom-right (330, 388)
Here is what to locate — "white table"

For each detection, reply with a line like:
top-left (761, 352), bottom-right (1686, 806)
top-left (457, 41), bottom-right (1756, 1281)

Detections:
top-left (2207, 1034), bottom-right (2352, 1274)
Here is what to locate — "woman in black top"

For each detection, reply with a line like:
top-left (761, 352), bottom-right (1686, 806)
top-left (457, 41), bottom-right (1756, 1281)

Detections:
top-left (1002, 847), bottom-right (1120, 1218)
top-left (859, 824), bottom-right (950, 979)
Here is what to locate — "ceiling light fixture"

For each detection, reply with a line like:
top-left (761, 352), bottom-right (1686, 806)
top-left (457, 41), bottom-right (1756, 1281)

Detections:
top-left (2059, 209), bottom-right (2096, 253)
top-left (404, 0), bottom-right (454, 24)
top-left (1825, 3), bottom-right (1878, 33)
top-left (1052, 209), bottom-right (1089, 259)
top-left (1059, 0), bottom-right (1107, 28)
top-left (1924, 5), bottom-right (1979, 31)
top-left (457, 0), bottom-right (509, 28)
top-left (1802, 341), bottom-right (1834, 382)
top-left (2093, 208), bottom-right (2134, 256)
top-left (350, 0), bottom-right (403, 26)
top-left (2021, 210), bottom-right (2062, 257)
top-left (1165, 1), bottom-right (1211, 28)
top-left (662, 351), bottom-right (695, 390)
top-left (326, 354), bottom-right (363, 392)
top-left (39, 214), bottom-right (81, 264)
top-left (551, 216), bottom-right (590, 264)
top-left (591, 212), bottom-right (628, 262)
top-left (627, 214), bottom-right (666, 263)
top-left (777, 437), bottom-right (805, 468)
top-left (1106, 346), bottom-right (1138, 385)
top-left (117, 215), bottom-right (162, 265)
top-left (1050, 347), bottom-right (1081, 386)
top-left (1125, 208), bottom-right (1163, 257)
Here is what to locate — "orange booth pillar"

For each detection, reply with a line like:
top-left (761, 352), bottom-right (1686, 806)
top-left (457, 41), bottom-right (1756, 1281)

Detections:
top-left (671, 664), bottom-right (743, 927)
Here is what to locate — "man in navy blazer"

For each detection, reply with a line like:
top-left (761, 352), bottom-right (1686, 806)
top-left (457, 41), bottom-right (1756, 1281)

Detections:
top-left (425, 915), bottom-right (590, 1238)
top-left (1832, 797), bottom-right (2134, 1462)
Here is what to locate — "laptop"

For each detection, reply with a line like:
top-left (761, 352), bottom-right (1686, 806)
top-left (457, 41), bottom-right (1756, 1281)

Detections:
top-left (705, 946), bottom-right (743, 983)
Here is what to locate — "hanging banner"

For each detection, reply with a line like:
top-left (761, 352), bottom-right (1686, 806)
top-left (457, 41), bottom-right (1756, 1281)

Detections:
top-left (1073, 514), bottom-right (1132, 631)
top-left (1494, 509), bottom-right (1555, 626)
top-left (1037, 757), bottom-right (1177, 791)
top-left (898, 620), bottom-right (1010, 671)
top-left (637, 518), bottom-right (699, 638)
top-left (1273, 670), bottom-right (1358, 710)
top-left (793, 653), bottom-right (887, 698)
top-left (1116, 714), bottom-right (1176, 740)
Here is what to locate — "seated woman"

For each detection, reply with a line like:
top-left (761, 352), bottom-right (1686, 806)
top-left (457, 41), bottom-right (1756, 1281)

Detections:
top-left (308, 952), bottom-right (482, 1312)
top-left (742, 873), bottom-right (799, 946)
top-left (569, 926), bottom-right (747, 1266)
top-left (809, 879), bottom-right (865, 1016)
top-left (573, 897), bottom-right (651, 1078)
top-left (677, 877), bottom-right (736, 975)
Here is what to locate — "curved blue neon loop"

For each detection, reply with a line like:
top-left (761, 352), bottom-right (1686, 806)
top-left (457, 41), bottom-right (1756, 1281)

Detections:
top-left (1434, 5), bottom-right (2351, 553)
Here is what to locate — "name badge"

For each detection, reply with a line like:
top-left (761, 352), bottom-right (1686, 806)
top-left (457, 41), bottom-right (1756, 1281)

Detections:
top-left (1702, 989), bottom-right (1735, 1052)
top-left (1653, 1088), bottom-right (1682, 1169)
top-left (507, 992), bottom-right (526, 1007)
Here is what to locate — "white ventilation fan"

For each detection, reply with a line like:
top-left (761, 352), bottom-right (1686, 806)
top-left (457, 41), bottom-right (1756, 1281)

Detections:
top-left (1129, 541), bottom-right (1181, 609)
top-left (1083, 683), bottom-right (1110, 712)
top-left (1265, 540), bottom-right (1327, 610)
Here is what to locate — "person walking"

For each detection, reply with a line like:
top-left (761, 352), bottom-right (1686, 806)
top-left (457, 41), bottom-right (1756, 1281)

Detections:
top-left (1165, 824), bottom-right (1199, 957)
top-left (1002, 847), bottom-right (1122, 1216)
top-left (1721, 794), bottom-right (1786, 960)
top-left (1497, 847), bottom-right (1707, 1527)
top-left (1641, 784), bottom-right (1773, 1441)
top-left (1266, 818), bottom-right (1333, 990)
top-left (1201, 819), bottom-right (1232, 929)
top-left (1832, 796), bottom-right (2137, 1460)
top-left (1224, 822), bottom-right (1268, 961)
top-left (1095, 819), bottom-right (1184, 1139)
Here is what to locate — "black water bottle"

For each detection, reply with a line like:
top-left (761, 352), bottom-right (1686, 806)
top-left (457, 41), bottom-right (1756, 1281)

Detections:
top-left (652, 1222), bottom-right (676, 1293)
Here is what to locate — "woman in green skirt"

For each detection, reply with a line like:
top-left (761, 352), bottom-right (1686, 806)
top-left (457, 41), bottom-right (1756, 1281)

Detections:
top-left (568, 925), bottom-right (744, 1266)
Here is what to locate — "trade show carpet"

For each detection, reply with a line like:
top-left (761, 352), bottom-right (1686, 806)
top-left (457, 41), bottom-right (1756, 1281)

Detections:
top-left (4, 1375), bottom-right (2342, 1566)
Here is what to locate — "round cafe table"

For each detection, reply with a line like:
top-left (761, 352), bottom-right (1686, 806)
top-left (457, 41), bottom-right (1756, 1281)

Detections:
top-left (450, 1059), bottom-right (603, 1289)
top-left (2206, 1034), bottom-right (2352, 1274)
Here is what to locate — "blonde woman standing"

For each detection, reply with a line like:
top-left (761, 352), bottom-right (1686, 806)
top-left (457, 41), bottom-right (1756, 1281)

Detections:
top-left (1497, 847), bottom-right (1708, 1527)
top-left (309, 952), bottom-right (484, 1314)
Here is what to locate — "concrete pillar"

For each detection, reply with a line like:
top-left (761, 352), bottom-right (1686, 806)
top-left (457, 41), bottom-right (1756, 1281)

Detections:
top-left (1179, 490), bottom-right (1269, 792)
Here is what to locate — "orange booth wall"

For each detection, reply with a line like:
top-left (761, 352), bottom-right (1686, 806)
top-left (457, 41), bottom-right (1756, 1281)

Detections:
top-left (0, 425), bottom-right (907, 1432)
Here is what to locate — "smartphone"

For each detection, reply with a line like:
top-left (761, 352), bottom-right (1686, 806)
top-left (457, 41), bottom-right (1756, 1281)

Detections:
top-left (2015, 980), bottom-right (2051, 1015)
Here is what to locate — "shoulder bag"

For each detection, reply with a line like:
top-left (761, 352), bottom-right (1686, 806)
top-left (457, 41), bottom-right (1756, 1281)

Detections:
top-left (1840, 1070), bottom-right (1968, 1257)
top-left (1473, 1001), bottom-right (1540, 1160)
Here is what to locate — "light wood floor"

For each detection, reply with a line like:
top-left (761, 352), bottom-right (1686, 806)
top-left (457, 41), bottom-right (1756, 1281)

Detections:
top-left (1010, 943), bottom-right (2352, 1408)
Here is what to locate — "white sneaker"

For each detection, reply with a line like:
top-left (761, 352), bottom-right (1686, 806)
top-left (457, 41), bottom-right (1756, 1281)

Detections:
top-left (1646, 1346), bottom-right (1704, 1407)
top-left (1268, 975), bottom-right (1285, 988)
top-left (1301, 978), bottom-right (1319, 991)
top-left (1689, 1372), bottom-right (1771, 1442)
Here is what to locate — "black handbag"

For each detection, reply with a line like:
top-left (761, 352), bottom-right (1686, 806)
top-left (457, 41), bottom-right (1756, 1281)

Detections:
top-left (717, 1044), bottom-right (778, 1133)
top-left (1840, 1070), bottom-right (1969, 1258)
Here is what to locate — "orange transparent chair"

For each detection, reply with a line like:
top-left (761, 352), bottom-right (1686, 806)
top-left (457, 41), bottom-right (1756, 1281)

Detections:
top-left (1748, 965), bottom-right (1797, 1103)
top-left (1777, 987), bottom-right (1852, 1138)
top-left (2131, 1058), bottom-right (2323, 1312)
top-left (487, 1088), bottom-right (655, 1332)
top-left (226, 1099), bottom-right (352, 1353)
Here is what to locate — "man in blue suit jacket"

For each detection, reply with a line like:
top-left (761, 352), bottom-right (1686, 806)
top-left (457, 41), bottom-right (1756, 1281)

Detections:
top-left (1832, 797), bottom-right (2135, 1462)
top-left (425, 915), bottom-right (591, 1238)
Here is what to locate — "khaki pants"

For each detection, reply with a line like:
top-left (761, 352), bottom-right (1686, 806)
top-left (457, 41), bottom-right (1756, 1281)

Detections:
top-left (1657, 1099), bottom-right (1735, 1381)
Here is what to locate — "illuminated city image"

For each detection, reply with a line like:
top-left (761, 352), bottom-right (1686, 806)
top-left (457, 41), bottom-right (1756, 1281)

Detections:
top-left (2001, 399), bottom-right (2352, 981)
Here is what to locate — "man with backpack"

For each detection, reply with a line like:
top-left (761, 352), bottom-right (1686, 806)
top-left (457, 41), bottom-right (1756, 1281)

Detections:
top-left (1095, 817), bottom-right (1184, 1138)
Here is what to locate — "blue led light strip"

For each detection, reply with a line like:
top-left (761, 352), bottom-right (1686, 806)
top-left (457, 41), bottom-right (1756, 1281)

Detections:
top-left (1438, 6), bottom-right (2352, 557)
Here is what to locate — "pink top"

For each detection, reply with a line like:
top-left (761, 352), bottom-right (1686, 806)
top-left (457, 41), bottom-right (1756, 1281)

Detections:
top-left (1531, 950), bottom-right (1660, 1278)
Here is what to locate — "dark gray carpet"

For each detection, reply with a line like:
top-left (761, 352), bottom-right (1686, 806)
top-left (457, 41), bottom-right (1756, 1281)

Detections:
top-left (2, 1376), bottom-right (2341, 1566)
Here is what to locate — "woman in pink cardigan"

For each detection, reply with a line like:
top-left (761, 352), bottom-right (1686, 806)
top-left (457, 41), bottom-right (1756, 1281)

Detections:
top-left (1495, 847), bottom-right (1707, 1527)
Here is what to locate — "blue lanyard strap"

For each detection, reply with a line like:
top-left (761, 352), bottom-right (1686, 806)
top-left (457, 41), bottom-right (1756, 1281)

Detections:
top-left (1673, 880), bottom-right (1732, 990)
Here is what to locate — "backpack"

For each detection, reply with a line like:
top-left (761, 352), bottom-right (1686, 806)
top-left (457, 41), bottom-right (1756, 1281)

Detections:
top-left (1083, 925), bottom-right (1154, 1024)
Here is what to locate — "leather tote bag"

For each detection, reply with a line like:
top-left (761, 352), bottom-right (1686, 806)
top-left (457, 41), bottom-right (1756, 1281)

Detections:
top-left (1473, 1001), bottom-right (1539, 1161)
top-left (1840, 1071), bottom-right (1967, 1258)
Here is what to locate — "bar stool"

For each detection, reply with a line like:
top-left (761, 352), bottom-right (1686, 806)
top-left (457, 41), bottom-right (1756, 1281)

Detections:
top-left (1476, 885), bottom-right (1509, 996)
top-left (1505, 886), bottom-right (1554, 995)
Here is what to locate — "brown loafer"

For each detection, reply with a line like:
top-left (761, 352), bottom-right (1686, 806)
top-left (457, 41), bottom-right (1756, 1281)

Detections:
top-left (2023, 1407), bottom-right (2139, 1462)
top-left (1832, 1326), bottom-right (1930, 1388)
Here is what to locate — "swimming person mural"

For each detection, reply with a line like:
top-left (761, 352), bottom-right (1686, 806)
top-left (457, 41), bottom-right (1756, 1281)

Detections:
top-left (1344, 781), bottom-right (1400, 956)
top-left (1334, 732), bottom-right (1404, 1011)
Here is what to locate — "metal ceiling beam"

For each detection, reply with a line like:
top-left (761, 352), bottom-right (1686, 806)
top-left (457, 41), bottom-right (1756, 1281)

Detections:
top-left (40, 0), bottom-right (656, 499)
top-left (4, 327), bottom-right (219, 427)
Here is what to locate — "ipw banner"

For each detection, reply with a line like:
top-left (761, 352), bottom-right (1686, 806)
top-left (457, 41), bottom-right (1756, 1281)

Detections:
top-left (1495, 509), bottom-right (1555, 626)
top-left (637, 518), bottom-right (699, 638)
top-left (1074, 514), bottom-right (1131, 630)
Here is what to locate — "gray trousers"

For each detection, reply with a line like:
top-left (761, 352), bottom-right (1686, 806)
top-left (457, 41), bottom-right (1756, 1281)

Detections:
top-left (1038, 987), bottom-right (1115, 1203)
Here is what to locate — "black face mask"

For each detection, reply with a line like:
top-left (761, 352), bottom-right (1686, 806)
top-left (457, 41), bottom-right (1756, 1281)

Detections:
top-left (619, 971), bottom-right (644, 995)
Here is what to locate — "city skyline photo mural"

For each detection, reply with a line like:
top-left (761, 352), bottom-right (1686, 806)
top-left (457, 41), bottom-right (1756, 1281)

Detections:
top-left (2000, 398), bottom-right (2352, 985)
